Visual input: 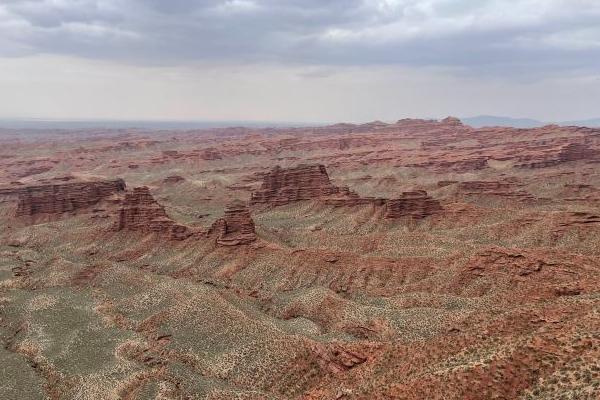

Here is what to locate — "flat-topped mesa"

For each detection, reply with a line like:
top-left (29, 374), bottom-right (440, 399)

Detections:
top-left (250, 164), bottom-right (340, 206)
top-left (383, 190), bottom-right (443, 219)
top-left (208, 202), bottom-right (257, 246)
top-left (116, 186), bottom-right (191, 240)
top-left (14, 179), bottom-right (126, 217)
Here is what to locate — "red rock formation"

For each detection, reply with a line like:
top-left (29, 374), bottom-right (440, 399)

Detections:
top-left (437, 180), bottom-right (458, 187)
top-left (450, 246), bottom-right (597, 301)
top-left (515, 142), bottom-right (598, 168)
top-left (163, 175), bottom-right (185, 184)
top-left (310, 343), bottom-right (368, 374)
top-left (250, 164), bottom-right (340, 206)
top-left (250, 164), bottom-right (442, 219)
top-left (14, 179), bottom-right (125, 217)
top-left (407, 156), bottom-right (489, 172)
top-left (116, 187), bottom-right (191, 240)
top-left (557, 142), bottom-right (598, 163)
top-left (321, 186), bottom-right (386, 208)
top-left (440, 116), bottom-right (464, 126)
top-left (556, 211), bottom-right (600, 229)
top-left (383, 191), bottom-right (443, 219)
top-left (200, 148), bottom-right (222, 160)
top-left (457, 180), bottom-right (535, 201)
top-left (161, 150), bottom-right (179, 158)
top-left (14, 165), bottom-right (53, 178)
top-left (208, 202), bottom-right (256, 246)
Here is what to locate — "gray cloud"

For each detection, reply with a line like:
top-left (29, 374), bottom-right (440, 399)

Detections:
top-left (1, 0), bottom-right (599, 78)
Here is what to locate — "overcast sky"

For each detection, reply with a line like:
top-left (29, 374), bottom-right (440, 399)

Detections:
top-left (1, 0), bottom-right (599, 123)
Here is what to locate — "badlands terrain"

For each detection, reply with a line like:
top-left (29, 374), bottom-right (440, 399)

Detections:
top-left (0, 117), bottom-right (599, 399)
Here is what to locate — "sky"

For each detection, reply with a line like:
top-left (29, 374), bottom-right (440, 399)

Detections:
top-left (0, 0), bottom-right (599, 123)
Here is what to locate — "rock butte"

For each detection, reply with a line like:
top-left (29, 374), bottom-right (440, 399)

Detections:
top-left (116, 186), bottom-right (192, 240)
top-left (208, 202), bottom-right (257, 246)
top-left (250, 164), bottom-right (340, 205)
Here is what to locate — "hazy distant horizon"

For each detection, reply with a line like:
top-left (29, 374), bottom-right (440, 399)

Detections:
top-left (0, 117), bottom-right (315, 130)
top-left (2, 115), bottom-right (600, 131)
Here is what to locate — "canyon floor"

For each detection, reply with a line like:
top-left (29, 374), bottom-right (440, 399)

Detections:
top-left (0, 118), bottom-right (599, 399)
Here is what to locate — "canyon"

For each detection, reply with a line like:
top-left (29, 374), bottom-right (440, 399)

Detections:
top-left (0, 118), bottom-right (598, 400)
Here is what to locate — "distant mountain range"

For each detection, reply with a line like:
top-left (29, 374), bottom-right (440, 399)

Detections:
top-left (461, 115), bottom-right (600, 128)
top-left (560, 118), bottom-right (600, 127)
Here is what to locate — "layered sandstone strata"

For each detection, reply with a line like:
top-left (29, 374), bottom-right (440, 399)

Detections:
top-left (310, 343), bottom-right (368, 374)
top-left (383, 191), bottom-right (443, 219)
top-left (116, 186), bottom-right (191, 240)
top-left (208, 202), bottom-right (256, 246)
top-left (321, 186), bottom-right (386, 208)
top-left (251, 164), bottom-right (442, 219)
top-left (515, 142), bottom-right (598, 168)
top-left (14, 179), bottom-right (126, 217)
top-left (200, 148), bottom-right (223, 160)
top-left (456, 180), bottom-right (535, 201)
top-left (557, 142), bottom-right (597, 163)
top-left (163, 175), bottom-right (185, 184)
top-left (556, 211), bottom-right (600, 229)
top-left (250, 164), bottom-right (340, 205)
top-left (324, 188), bottom-right (441, 219)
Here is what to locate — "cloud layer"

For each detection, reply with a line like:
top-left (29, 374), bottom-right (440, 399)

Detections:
top-left (2, 0), bottom-right (600, 77)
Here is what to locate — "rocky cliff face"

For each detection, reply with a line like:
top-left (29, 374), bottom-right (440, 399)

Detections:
top-left (383, 190), bottom-right (443, 219)
top-left (515, 141), bottom-right (598, 169)
top-left (557, 142), bottom-right (597, 163)
top-left (14, 179), bottom-right (125, 217)
top-left (116, 186), bottom-right (191, 240)
top-left (251, 164), bottom-right (442, 219)
top-left (208, 202), bottom-right (256, 246)
top-left (250, 164), bottom-right (340, 206)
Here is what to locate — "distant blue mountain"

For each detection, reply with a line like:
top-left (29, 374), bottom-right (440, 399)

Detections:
top-left (461, 115), bottom-right (544, 128)
top-left (560, 118), bottom-right (600, 127)
top-left (462, 115), bottom-right (600, 128)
